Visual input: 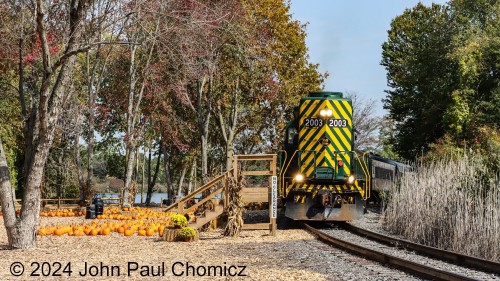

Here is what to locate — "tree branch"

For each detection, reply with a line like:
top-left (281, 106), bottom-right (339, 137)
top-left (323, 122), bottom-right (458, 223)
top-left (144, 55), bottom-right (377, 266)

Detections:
top-left (35, 0), bottom-right (51, 75)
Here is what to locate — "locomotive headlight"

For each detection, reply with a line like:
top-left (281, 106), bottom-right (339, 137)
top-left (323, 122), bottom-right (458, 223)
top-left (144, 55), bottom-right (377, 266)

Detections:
top-left (319, 109), bottom-right (327, 117)
top-left (326, 109), bottom-right (333, 116)
top-left (294, 174), bottom-right (304, 182)
top-left (348, 175), bottom-right (355, 184)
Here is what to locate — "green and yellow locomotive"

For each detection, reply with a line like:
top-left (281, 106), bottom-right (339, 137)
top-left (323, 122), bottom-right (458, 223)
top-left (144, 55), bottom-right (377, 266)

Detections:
top-left (280, 92), bottom-right (370, 221)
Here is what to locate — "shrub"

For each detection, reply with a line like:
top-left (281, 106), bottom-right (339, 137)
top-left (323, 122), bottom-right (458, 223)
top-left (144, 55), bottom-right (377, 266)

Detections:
top-left (176, 227), bottom-right (197, 242)
top-left (170, 214), bottom-right (187, 229)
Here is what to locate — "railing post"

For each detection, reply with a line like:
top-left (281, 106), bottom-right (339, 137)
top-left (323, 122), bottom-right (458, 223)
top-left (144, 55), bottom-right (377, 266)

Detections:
top-left (57, 197), bottom-right (61, 209)
top-left (234, 155), bottom-right (239, 178)
top-left (224, 174), bottom-right (228, 209)
top-left (178, 200), bottom-right (184, 214)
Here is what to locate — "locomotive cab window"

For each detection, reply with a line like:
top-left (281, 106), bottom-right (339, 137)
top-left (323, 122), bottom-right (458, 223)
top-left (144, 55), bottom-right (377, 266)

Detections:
top-left (287, 127), bottom-right (297, 145)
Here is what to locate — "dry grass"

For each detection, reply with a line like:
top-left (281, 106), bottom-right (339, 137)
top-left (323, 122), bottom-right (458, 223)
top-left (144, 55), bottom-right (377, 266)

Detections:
top-left (382, 154), bottom-right (500, 262)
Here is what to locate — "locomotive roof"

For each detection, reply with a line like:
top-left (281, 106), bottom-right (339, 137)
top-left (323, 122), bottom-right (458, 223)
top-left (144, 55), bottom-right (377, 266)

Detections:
top-left (304, 92), bottom-right (347, 99)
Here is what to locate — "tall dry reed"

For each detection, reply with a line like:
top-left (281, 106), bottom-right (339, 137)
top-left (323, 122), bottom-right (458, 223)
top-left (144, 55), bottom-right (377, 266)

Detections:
top-left (382, 153), bottom-right (500, 262)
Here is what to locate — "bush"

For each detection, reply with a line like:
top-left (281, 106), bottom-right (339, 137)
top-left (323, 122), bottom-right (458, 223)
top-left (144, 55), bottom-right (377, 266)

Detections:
top-left (170, 214), bottom-right (187, 229)
top-left (176, 227), bottom-right (197, 242)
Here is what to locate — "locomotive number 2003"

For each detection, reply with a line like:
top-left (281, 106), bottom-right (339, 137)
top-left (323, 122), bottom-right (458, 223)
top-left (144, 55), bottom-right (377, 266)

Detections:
top-left (304, 118), bottom-right (348, 128)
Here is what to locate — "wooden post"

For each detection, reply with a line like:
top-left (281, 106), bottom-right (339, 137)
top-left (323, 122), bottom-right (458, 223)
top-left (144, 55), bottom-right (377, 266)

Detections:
top-left (178, 200), bottom-right (184, 214)
top-left (269, 155), bottom-right (277, 236)
top-left (224, 174), bottom-right (228, 209)
top-left (57, 197), bottom-right (61, 209)
top-left (232, 155), bottom-right (238, 179)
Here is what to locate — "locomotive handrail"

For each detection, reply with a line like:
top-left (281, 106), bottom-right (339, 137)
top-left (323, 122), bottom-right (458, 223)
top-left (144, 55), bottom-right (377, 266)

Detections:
top-left (280, 150), bottom-right (300, 197)
top-left (277, 150), bottom-right (288, 197)
top-left (362, 151), bottom-right (372, 199)
top-left (355, 151), bottom-right (371, 200)
top-left (355, 152), bottom-right (370, 199)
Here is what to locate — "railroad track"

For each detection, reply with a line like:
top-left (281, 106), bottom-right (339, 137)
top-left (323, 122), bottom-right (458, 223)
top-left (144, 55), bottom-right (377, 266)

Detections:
top-left (343, 223), bottom-right (500, 275)
top-left (301, 222), bottom-right (500, 281)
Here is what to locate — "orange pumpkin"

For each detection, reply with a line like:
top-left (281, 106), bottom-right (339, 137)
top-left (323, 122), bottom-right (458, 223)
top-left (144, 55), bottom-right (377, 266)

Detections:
top-left (102, 228), bottom-right (111, 236)
top-left (37, 228), bottom-right (47, 236)
top-left (90, 228), bottom-right (99, 236)
top-left (158, 225), bottom-right (165, 236)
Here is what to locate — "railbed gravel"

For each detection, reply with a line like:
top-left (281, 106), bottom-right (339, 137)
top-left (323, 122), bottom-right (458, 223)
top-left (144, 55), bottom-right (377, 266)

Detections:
top-left (0, 209), bottom-right (423, 281)
top-left (329, 210), bottom-right (500, 281)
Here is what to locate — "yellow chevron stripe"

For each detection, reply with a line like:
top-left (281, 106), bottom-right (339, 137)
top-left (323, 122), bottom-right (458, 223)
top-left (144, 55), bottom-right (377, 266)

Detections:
top-left (329, 109), bottom-right (352, 145)
top-left (333, 101), bottom-right (352, 142)
top-left (301, 100), bottom-right (321, 122)
top-left (342, 100), bottom-right (353, 115)
top-left (334, 100), bottom-right (351, 120)
top-left (326, 130), bottom-right (350, 157)
top-left (300, 125), bottom-right (327, 177)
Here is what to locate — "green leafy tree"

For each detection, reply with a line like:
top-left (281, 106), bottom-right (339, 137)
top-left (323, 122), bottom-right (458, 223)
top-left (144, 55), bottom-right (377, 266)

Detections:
top-left (382, 3), bottom-right (460, 159)
top-left (382, 1), bottom-right (499, 160)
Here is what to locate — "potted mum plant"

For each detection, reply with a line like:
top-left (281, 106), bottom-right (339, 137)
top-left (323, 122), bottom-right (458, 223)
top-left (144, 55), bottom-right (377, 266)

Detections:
top-left (176, 227), bottom-right (198, 242)
top-left (162, 214), bottom-right (188, 241)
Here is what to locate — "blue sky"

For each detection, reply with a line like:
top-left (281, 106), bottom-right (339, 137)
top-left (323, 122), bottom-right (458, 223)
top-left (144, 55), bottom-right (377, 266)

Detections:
top-left (289, 0), bottom-right (448, 116)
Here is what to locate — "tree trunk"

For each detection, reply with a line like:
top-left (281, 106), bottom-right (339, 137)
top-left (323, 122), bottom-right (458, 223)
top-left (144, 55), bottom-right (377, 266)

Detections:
top-left (86, 101), bottom-right (95, 204)
top-left (0, 139), bottom-right (18, 245)
top-left (163, 148), bottom-right (173, 203)
top-left (122, 145), bottom-right (136, 207)
top-left (74, 115), bottom-right (86, 204)
top-left (141, 146), bottom-right (146, 204)
top-left (187, 157), bottom-right (196, 194)
top-left (146, 138), bottom-right (162, 206)
top-left (176, 164), bottom-right (188, 199)
top-left (217, 79), bottom-right (239, 172)
top-left (196, 77), bottom-right (211, 185)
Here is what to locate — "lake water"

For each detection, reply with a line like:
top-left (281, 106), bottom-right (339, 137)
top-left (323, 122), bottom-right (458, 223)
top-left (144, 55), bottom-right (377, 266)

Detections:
top-left (101, 193), bottom-right (170, 204)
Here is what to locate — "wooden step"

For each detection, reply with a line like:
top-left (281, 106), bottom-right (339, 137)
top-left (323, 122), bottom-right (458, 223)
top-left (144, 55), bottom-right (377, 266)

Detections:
top-left (189, 205), bottom-right (224, 230)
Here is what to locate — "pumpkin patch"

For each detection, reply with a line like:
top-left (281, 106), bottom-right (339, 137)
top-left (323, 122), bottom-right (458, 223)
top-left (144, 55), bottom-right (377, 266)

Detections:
top-left (37, 207), bottom-right (176, 238)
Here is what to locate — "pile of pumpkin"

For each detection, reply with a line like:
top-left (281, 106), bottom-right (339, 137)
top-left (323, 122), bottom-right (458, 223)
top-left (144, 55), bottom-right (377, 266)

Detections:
top-left (95, 207), bottom-right (172, 220)
top-left (37, 219), bottom-right (169, 237)
top-left (36, 207), bottom-right (199, 238)
top-left (40, 209), bottom-right (83, 217)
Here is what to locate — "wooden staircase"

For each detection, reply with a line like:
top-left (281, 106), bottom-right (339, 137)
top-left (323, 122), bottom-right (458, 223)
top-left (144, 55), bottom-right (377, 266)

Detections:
top-left (163, 169), bottom-right (232, 230)
top-left (189, 204), bottom-right (224, 229)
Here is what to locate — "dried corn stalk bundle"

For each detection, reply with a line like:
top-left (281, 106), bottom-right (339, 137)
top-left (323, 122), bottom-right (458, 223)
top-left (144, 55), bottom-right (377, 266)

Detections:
top-left (223, 174), bottom-right (244, 237)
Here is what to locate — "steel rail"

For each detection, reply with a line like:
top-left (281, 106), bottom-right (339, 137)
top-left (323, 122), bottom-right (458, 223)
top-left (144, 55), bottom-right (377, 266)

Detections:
top-left (301, 222), bottom-right (479, 281)
top-left (344, 223), bottom-right (500, 275)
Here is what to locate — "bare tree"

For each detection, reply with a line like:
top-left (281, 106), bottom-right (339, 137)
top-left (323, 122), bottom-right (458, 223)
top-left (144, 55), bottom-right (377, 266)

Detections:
top-left (121, 6), bottom-right (161, 207)
top-left (345, 91), bottom-right (382, 151)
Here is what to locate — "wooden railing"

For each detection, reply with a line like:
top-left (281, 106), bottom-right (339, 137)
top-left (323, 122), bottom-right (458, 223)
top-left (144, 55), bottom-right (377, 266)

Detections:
top-left (9, 197), bottom-right (122, 209)
top-left (163, 169), bottom-right (233, 215)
